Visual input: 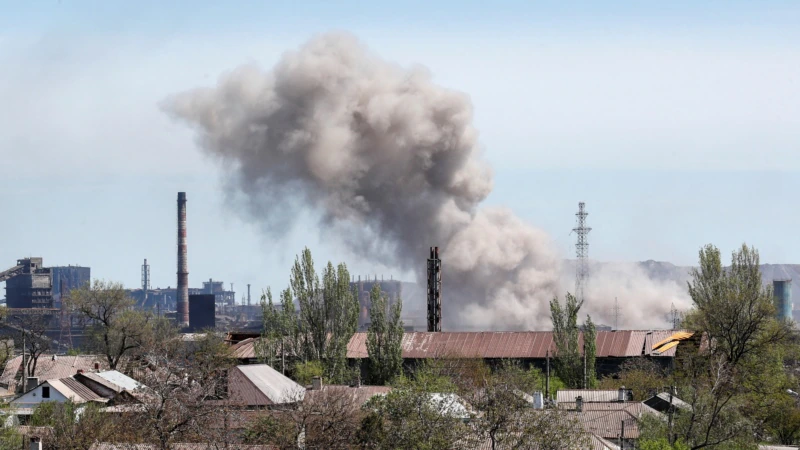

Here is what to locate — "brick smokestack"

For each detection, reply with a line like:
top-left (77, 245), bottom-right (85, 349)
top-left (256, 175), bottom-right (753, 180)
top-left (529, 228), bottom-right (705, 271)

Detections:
top-left (177, 192), bottom-right (189, 327)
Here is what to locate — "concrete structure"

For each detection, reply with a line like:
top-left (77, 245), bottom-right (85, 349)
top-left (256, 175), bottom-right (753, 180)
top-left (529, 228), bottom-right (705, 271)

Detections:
top-left (189, 294), bottom-right (215, 331)
top-left (4, 259), bottom-right (53, 309)
top-left (774, 279), bottom-right (793, 322)
top-left (177, 192), bottom-right (189, 327)
top-left (51, 265), bottom-right (90, 306)
top-left (350, 278), bottom-right (403, 330)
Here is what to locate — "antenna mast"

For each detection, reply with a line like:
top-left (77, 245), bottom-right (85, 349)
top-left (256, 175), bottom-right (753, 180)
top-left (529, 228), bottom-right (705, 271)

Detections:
top-left (572, 202), bottom-right (592, 305)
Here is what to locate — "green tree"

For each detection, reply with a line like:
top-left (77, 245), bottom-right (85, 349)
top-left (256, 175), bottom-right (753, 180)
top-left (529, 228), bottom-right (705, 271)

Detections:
top-left (67, 280), bottom-right (153, 370)
top-left (288, 248), bottom-right (359, 383)
top-left (685, 244), bottom-right (791, 367)
top-left (463, 362), bottom-right (587, 450)
top-left (640, 244), bottom-right (795, 449)
top-left (366, 283), bottom-right (404, 385)
top-left (361, 362), bottom-right (467, 450)
top-left (293, 360), bottom-right (325, 385)
top-left (549, 293), bottom-right (595, 388)
top-left (582, 315), bottom-right (597, 388)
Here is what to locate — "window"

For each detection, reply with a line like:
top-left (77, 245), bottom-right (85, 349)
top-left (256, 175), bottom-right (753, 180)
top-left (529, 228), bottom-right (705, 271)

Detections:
top-left (42, 386), bottom-right (50, 398)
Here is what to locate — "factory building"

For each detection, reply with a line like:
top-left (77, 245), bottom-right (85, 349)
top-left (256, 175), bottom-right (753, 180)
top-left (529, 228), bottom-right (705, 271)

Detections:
top-left (2, 258), bottom-right (53, 308)
top-left (51, 266), bottom-right (91, 307)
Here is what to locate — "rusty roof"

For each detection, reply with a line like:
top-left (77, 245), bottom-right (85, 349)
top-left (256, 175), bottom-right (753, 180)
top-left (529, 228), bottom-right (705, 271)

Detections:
top-left (347, 330), bottom-right (682, 359)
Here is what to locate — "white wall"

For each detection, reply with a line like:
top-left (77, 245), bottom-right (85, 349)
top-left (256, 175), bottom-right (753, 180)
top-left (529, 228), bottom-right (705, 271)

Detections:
top-left (11, 383), bottom-right (68, 409)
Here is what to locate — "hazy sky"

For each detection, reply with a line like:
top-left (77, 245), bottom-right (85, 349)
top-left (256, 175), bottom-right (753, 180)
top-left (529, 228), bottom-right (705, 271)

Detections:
top-left (1, 1), bottom-right (799, 300)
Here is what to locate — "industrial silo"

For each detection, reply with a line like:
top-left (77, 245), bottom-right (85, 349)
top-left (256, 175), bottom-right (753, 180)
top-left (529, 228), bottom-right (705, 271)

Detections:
top-left (773, 279), bottom-right (793, 322)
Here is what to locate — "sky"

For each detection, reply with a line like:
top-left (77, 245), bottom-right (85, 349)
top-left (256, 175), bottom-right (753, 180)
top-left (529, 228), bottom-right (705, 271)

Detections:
top-left (1, 1), bottom-right (799, 301)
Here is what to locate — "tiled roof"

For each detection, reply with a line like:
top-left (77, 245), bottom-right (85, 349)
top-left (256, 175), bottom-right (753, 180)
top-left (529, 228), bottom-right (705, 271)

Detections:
top-left (346, 330), bottom-right (683, 359)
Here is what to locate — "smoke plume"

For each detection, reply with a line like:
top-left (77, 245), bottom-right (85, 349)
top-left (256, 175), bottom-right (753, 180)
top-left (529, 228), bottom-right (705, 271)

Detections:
top-left (164, 33), bottom-right (686, 330)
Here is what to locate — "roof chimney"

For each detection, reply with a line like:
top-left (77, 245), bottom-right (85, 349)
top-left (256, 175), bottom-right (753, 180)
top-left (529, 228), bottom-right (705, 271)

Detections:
top-left (576, 395), bottom-right (583, 412)
top-left (533, 391), bottom-right (544, 410)
top-left (30, 437), bottom-right (42, 450)
top-left (618, 386), bottom-right (626, 402)
top-left (94, 362), bottom-right (100, 371)
top-left (311, 376), bottom-right (322, 391)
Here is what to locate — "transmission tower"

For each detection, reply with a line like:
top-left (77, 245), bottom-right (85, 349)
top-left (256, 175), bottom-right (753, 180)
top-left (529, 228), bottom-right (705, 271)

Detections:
top-left (670, 303), bottom-right (680, 330)
top-left (572, 202), bottom-right (592, 305)
top-left (612, 297), bottom-right (623, 331)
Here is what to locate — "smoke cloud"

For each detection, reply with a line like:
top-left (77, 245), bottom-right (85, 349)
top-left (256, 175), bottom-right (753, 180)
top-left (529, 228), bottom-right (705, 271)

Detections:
top-left (164, 32), bottom-right (687, 330)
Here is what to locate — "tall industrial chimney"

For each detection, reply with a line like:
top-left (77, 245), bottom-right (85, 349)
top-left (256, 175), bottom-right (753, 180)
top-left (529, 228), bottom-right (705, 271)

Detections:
top-left (247, 284), bottom-right (251, 306)
top-left (177, 192), bottom-right (189, 327)
top-left (427, 246), bottom-right (442, 332)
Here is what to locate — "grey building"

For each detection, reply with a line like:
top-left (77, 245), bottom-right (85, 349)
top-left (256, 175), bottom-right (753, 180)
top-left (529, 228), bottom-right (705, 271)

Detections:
top-left (5, 258), bottom-right (53, 309)
top-left (51, 266), bottom-right (91, 306)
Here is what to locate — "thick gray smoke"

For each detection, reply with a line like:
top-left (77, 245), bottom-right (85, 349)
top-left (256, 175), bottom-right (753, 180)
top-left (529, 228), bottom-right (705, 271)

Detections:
top-left (164, 33), bottom-right (686, 330)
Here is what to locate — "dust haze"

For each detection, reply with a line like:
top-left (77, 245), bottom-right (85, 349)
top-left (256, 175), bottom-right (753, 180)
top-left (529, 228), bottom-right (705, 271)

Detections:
top-left (164, 32), bottom-right (689, 330)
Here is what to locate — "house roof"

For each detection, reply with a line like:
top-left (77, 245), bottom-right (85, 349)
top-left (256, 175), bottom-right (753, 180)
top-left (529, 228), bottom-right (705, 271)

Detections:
top-left (47, 378), bottom-right (108, 404)
top-left (557, 390), bottom-right (621, 403)
top-left (576, 409), bottom-right (641, 439)
top-left (305, 385), bottom-right (391, 410)
top-left (644, 392), bottom-right (692, 412)
top-left (95, 370), bottom-right (142, 391)
top-left (0, 355), bottom-right (107, 392)
top-left (230, 337), bottom-right (259, 359)
top-left (346, 330), bottom-right (684, 360)
top-left (558, 401), bottom-right (663, 418)
top-left (232, 365), bottom-right (304, 405)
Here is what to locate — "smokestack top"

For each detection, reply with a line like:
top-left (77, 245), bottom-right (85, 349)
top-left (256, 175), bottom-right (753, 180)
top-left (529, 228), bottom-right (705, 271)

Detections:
top-left (178, 192), bottom-right (187, 201)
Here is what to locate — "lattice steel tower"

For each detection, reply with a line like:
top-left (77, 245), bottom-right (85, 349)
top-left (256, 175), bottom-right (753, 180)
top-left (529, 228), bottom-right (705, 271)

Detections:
top-left (572, 202), bottom-right (592, 305)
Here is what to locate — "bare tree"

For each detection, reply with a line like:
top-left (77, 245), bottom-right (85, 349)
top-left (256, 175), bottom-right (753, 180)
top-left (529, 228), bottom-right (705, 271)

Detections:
top-left (12, 313), bottom-right (51, 378)
top-left (67, 280), bottom-right (153, 370)
top-left (245, 387), bottom-right (362, 450)
top-left (125, 326), bottom-right (234, 449)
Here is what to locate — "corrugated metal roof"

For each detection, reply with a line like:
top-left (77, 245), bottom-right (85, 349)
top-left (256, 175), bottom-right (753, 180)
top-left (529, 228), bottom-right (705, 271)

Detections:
top-left (96, 370), bottom-right (142, 391)
top-left (48, 378), bottom-right (107, 403)
top-left (558, 401), bottom-right (663, 417)
top-left (346, 331), bottom-right (683, 360)
top-left (231, 337), bottom-right (258, 359)
top-left (578, 410), bottom-right (640, 439)
top-left (235, 364), bottom-right (304, 404)
top-left (557, 390), bottom-right (620, 403)
top-left (77, 372), bottom-right (123, 393)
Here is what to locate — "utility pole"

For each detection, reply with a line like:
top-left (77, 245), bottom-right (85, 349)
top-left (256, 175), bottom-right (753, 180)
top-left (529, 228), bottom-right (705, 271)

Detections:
top-left (546, 349), bottom-right (551, 400)
top-left (22, 330), bottom-right (26, 391)
top-left (620, 420), bottom-right (625, 450)
top-left (583, 339), bottom-right (588, 389)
